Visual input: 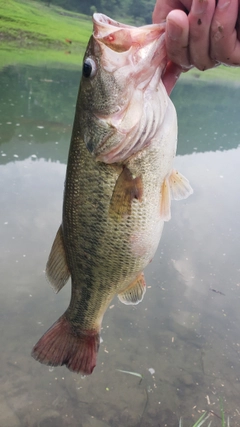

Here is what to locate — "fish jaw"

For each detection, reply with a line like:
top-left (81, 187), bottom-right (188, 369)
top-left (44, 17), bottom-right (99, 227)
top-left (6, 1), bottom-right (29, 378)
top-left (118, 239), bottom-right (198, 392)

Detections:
top-left (93, 13), bottom-right (166, 79)
top-left (81, 14), bottom-right (168, 164)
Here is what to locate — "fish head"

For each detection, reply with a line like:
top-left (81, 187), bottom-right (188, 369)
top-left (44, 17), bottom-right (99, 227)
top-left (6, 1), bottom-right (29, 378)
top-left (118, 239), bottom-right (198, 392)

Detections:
top-left (80, 13), bottom-right (167, 163)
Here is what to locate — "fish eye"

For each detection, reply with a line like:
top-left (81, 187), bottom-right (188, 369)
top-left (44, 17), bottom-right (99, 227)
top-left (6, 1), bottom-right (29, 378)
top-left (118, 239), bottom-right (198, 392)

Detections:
top-left (82, 58), bottom-right (97, 78)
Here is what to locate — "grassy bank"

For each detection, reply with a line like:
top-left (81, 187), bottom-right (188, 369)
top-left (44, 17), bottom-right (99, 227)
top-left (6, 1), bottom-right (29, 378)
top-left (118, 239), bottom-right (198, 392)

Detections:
top-left (0, 0), bottom-right (240, 83)
top-left (181, 65), bottom-right (240, 86)
top-left (0, 0), bottom-right (92, 68)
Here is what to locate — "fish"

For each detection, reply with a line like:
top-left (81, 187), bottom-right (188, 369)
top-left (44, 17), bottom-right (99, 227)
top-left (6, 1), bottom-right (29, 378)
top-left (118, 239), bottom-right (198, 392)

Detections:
top-left (31, 13), bottom-right (193, 375)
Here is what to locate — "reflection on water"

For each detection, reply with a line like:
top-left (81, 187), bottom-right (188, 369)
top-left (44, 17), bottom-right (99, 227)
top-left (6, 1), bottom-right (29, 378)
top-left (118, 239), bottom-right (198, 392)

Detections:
top-left (0, 64), bottom-right (240, 427)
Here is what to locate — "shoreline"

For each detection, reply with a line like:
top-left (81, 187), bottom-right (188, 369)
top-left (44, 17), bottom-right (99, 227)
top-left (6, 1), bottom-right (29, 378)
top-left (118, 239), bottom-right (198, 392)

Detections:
top-left (1, 46), bottom-right (240, 88)
top-left (1, 0), bottom-right (240, 82)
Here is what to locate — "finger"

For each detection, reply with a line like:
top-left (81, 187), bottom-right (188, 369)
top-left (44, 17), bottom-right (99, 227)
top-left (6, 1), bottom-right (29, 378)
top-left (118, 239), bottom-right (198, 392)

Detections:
top-left (152, 0), bottom-right (192, 23)
top-left (237, 3), bottom-right (240, 41)
top-left (211, 0), bottom-right (240, 65)
top-left (162, 61), bottom-right (182, 94)
top-left (165, 10), bottom-right (191, 68)
top-left (188, 0), bottom-right (216, 70)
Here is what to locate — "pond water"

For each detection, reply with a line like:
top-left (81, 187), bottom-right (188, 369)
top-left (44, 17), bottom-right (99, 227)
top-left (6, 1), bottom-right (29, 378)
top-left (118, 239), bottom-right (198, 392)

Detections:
top-left (0, 64), bottom-right (240, 427)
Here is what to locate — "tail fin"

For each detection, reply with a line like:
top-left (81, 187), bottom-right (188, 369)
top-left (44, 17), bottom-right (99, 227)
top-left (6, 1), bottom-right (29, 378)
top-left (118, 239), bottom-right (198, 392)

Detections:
top-left (31, 315), bottom-right (100, 375)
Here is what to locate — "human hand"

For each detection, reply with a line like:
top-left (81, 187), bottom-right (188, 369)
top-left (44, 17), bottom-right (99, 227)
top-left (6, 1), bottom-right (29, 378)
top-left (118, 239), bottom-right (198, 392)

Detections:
top-left (153, 0), bottom-right (240, 93)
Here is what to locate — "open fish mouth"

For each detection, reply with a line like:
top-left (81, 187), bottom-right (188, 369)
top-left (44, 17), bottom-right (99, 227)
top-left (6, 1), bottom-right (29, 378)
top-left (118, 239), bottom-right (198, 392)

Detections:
top-left (86, 14), bottom-right (168, 164)
top-left (93, 13), bottom-right (166, 71)
top-left (93, 13), bottom-right (164, 49)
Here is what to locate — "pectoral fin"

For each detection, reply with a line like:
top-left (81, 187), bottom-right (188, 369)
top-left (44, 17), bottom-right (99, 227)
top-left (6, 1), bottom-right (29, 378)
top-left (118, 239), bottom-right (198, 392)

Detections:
top-left (160, 170), bottom-right (193, 222)
top-left (160, 177), bottom-right (171, 221)
top-left (169, 170), bottom-right (193, 200)
top-left (46, 225), bottom-right (70, 293)
top-left (109, 167), bottom-right (143, 220)
top-left (118, 272), bottom-right (146, 305)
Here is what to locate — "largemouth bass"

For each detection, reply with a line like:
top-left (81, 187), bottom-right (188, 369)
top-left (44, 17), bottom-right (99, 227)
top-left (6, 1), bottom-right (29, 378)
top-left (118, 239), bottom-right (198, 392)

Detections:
top-left (32, 13), bottom-right (192, 375)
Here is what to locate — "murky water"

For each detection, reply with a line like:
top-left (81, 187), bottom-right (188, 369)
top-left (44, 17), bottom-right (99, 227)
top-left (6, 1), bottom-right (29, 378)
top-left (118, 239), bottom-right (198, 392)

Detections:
top-left (1, 64), bottom-right (240, 427)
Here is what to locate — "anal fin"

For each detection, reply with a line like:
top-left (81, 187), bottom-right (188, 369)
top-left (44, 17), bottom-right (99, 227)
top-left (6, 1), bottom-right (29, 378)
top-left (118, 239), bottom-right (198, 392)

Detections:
top-left (46, 225), bottom-right (70, 293)
top-left (118, 272), bottom-right (146, 305)
top-left (109, 166), bottom-right (143, 221)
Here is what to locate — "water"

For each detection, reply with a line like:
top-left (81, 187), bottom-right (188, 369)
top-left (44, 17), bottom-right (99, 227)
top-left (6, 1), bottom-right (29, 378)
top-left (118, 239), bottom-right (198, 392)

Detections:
top-left (0, 64), bottom-right (240, 427)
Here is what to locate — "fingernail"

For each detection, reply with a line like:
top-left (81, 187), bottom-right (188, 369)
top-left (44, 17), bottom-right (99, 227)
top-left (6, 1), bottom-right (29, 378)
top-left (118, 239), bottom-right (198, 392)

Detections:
top-left (192, 0), bottom-right (207, 14)
top-left (167, 18), bottom-right (183, 40)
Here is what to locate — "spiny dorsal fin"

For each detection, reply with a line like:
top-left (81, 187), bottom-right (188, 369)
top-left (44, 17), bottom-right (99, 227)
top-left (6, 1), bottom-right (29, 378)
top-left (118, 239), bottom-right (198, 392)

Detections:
top-left (109, 166), bottom-right (143, 221)
top-left (118, 272), bottom-right (146, 305)
top-left (169, 169), bottom-right (193, 200)
top-left (46, 225), bottom-right (70, 293)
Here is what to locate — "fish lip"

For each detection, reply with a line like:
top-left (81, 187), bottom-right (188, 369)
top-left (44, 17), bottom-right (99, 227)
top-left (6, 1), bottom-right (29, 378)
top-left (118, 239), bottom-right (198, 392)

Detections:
top-left (93, 13), bottom-right (135, 37)
top-left (93, 13), bottom-right (166, 54)
top-left (93, 12), bottom-right (165, 35)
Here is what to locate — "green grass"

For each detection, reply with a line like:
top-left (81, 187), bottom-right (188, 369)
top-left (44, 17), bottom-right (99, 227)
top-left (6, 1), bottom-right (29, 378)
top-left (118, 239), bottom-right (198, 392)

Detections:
top-left (179, 412), bottom-right (212, 427)
top-left (0, 45), bottom-right (85, 69)
top-left (180, 64), bottom-right (240, 86)
top-left (1, 0), bottom-right (240, 81)
top-left (0, 0), bottom-right (92, 46)
top-left (0, 0), bottom-right (92, 68)
top-left (179, 409), bottom-right (231, 427)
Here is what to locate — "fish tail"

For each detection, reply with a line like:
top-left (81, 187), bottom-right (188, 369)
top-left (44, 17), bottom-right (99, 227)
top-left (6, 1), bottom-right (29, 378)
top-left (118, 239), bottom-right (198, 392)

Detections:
top-left (31, 315), bottom-right (100, 375)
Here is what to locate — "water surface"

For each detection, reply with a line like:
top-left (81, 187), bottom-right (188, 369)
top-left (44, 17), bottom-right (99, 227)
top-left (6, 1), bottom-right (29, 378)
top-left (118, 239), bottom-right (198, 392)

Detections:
top-left (0, 65), bottom-right (240, 427)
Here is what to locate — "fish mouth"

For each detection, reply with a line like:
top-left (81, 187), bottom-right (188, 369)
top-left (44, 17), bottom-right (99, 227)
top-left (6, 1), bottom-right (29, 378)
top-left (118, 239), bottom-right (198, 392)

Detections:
top-left (93, 13), bottom-right (165, 51)
top-left (93, 13), bottom-right (135, 39)
top-left (89, 14), bottom-right (168, 164)
top-left (93, 13), bottom-right (166, 74)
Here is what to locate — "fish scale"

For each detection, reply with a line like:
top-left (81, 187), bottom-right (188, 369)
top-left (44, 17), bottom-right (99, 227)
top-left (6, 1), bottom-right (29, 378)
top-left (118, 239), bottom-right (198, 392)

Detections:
top-left (32, 13), bottom-right (193, 375)
top-left (63, 137), bottom-right (139, 325)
